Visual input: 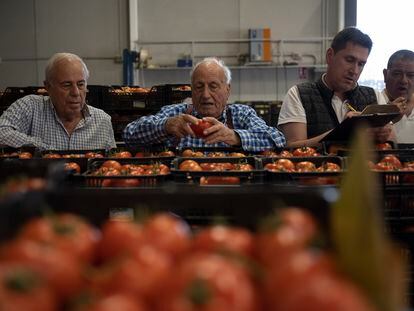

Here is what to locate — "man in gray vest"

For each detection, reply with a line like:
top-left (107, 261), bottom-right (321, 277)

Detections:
top-left (278, 27), bottom-right (394, 147)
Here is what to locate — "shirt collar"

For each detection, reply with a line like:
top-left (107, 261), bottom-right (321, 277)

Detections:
top-left (192, 106), bottom-right (226, 123)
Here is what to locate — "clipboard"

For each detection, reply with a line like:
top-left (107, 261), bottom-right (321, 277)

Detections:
top-left (320, 105), bottom-right (400, 142)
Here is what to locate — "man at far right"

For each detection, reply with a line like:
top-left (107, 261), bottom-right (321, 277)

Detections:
top-left (382, 50), bottom-right (414, 143)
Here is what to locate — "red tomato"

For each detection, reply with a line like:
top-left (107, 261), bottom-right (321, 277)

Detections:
top-left (255, 207), bottom-right (318, 267)
top-left (98, 220), bottom-right (146, 261)
top-left (206, 152), bottom-right (226, 157)
top-left (19, 152), bottom-right (33, 159)
top-left (112, 151), bottom-right (132, 158)
top-left (190, 120), bottom-right (213, 138)
top-left (62, 154), bottom-right (84, 158)
top-left (266, 159), bottom-right (295, 172)
top-left (0, 239), bottom-right (84, 301)
top-left (261, 150), bottom-right (279, 157)
top-left (95, 245), bottom-right (173, 301)
top-left (156, 253), bottom-right (259, 311)
top-left (296, 161), bottom-right (316, 172)
top-left (179, 160), bottom-right (202, 171)
top-left (229, 152), bottom-right (246, 157)
top-left (43, 153), bottom-right (62, 159)
top-left (134, 151), bottom-right (146, 158)
top-left (101, 160), bottom-right (122, 171)
top-left (200, 176), bottom-right (240, 185)
top-left (279, 150), bottom-right (293, 157)
top-left (17, 213), bottom-right (99, 264)
top-left (192, 225), bottom-right (254, 257)
top-left (292, 147), bottom-right (317, 157)
top-left (114, 178), bottom-right (141, 187)
top-left (379, 155), bottom-right (402, 170)
top-left (158, 150), bottom-right (175, 157)
top-left (65, 162), bottom-right (81, 174)
top-left (263, 248), bottom-right (337, 310)
top-left (0, 263), bottom-right (57, 311)
top-left (376, 142), bottom-right (392, 150)
top-left (76, 293), bottom-right (147, 311)
top-left (199, 163), bottom-right (217, 171)
top-left (192, 151), bottom-right (205, 157)
top-left (143, 213), bottom-right (191, 260)
top-left (374, 162), bottom-right (395, 171)
top-left (181, 149), bottom-right (195, 157)
top-left (236, 163), bottom-right (254, 171)
top-left (85, 152), bottom-right (104, 158)
top-left (275, 268), bottom-right (376, 311)
top-left (318, 162), bottom-right (341, 172)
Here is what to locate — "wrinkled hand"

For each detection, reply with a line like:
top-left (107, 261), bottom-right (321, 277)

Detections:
top-left (201, 117), bottom-right (241, 146)
top-left (366, 123), bottom-right (393, 143)
top-left (165, 114), bottom-right (199, 139)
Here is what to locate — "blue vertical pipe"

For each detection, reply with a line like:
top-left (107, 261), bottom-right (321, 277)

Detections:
top-left (123, 49), bottom-right (139, 86)
top-left (122, 48), bottom-right (130, 86)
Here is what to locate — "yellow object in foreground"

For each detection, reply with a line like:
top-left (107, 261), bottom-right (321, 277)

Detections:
top-left (331, 128), bottom-right (407, 311)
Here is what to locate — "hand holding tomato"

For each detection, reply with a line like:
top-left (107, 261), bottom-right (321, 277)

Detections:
top-left (189, 119), bottom-right (213, 138)
top-left (200, 116), bottom-right (242, 146)
top-left (165, 114), bottom-right (200, 139)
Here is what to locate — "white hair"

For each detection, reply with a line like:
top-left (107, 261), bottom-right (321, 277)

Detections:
top-left (45, 52), bottom-right (90, 82)
top-left (191, 57), bottom-right (232, 84)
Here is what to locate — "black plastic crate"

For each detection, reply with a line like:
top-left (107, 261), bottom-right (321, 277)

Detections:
top-left (84, 157), bottom-right (173, 188)
top-left (0, 87), bottom-right (27, 107)
top-left (177, 146), bottom-right (253, 157)
top-left (40, 149), bottom-right (106, 159)
top-left (0, 146), bottom-right (37, 159)
top-left (107, 145), bottom-right (177, 158)
top-left (171, 156), bottom-right (263, 185)
top-left (145, 84), bottom-right (191, 110)
top-left (103, 86), bottom-right (148, 110)
top-left (85, 85), bottom-right (112, 109)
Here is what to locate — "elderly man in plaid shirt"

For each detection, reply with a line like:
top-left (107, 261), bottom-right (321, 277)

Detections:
top-left (0, 53), bottom-right (116, 150)
top-left (123, 57), bottom-right (286, 152)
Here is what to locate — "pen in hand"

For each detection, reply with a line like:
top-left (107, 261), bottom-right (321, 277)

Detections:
top-left (345, 102), bottom-right (357, 112)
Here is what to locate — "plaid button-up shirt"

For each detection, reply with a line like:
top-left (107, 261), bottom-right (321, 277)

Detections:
top-left (123, 103), bottom-right (286, 151)
top-left (0, 95), bottom-right (116, 150)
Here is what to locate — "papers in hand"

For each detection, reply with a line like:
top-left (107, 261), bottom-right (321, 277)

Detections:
top-left (320, 104), bottom-right (400, 143)
top-left (360, 104), bottom-right (400, 115)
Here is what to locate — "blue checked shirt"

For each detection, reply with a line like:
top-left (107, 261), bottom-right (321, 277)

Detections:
top-left (123, 103), bottom-right (286, 151)
top-left (0, 95), bottom-right (116, 150)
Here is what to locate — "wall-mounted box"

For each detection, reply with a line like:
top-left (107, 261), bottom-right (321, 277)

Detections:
top-left (249, 28), bottom-right (272, 63)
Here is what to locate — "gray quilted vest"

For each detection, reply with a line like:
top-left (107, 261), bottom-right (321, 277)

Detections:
top-left (297, 78), bottom-right (377, 138)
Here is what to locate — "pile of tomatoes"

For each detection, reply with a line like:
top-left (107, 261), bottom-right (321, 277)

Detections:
top-left (42, 152), bottom-right (104, 159)
top-left (181, 149), bottom-right (246, 158)
top-left (0, 210), bottom-right (377, 310)
top-left (178, 159), bottom-right (254, 185)
top-left (261, 146), bottom-right (320, 157)
top-left (0, 151), bottom-right (33, 159)
top-left (370, 154), bottom-right (414, 184)
top-left (264, 158), bottom-right (341, 173)
top-left (87, 160), bottom-right (170, 187)
top-left (178, 160), bottom-right (253, 172)
top-left (109, 150), bottom-right (176, 158)
top-left (0, 177), bottom-right (47, 201)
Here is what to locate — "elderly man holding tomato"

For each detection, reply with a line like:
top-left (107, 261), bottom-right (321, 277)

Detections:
top-left (123, 57), bottom-right (286, 152)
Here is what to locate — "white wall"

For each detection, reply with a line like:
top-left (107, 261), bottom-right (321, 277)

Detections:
top-left (0, 0), bottom-right (128, 89)
top-left (0, 0), bottom-right (340, 101)
top-left (134, 0), bottom-right (339, 101)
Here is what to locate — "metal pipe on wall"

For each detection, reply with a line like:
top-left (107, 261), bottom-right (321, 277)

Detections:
top-left (338, 0), bottom-right (345, 31)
